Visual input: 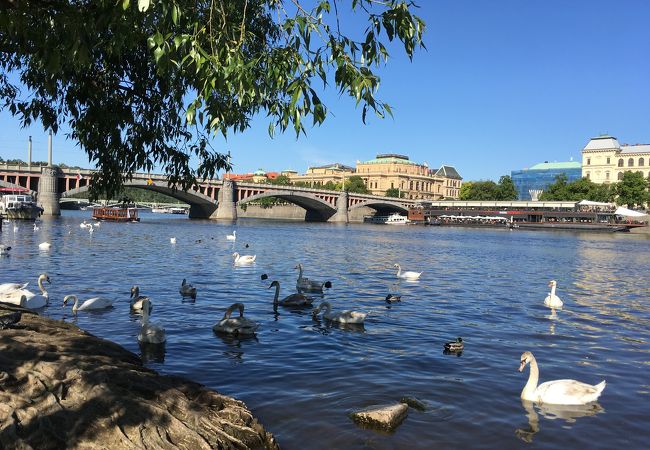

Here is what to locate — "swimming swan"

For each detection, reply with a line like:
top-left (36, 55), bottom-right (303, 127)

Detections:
top-left (226, 230), bottom-right (237, 241)
top-left (0, 245), bottom-right (11, 256)
top-left (63, 294), bottom-right (114, 312)
top-left (312, 301), bottom-right (367, 324)
top-left (138, 298), bottom-right (166, 344)
top-left (179, 279), bottom-right (197, 298)
top-left (232, 252), bottom-right (256, 265)
top-left (394, 264), bottom-right (421, 280)
top-left (544, 280), bottom-right (563, 309)
top-left (0, 281), bottom-right (28, 295)
top-left (170, 237), bottom-right (177, 244)
top-left (130, 285), bottom-right (151, 311)
top-left (38, 242), bottom-right (51, 250)
top-left (0, 274), bottom-right (50, 307)
top-left (213, 303), bottom-right (259, 336)
top-left (519, 351), bottom-right (606, 405)
top-left (295, 263), bottom-right (332, 292)
top-left (269, 280), bottom-right (313, 308)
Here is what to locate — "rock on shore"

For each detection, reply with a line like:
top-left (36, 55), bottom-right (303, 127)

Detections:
top-left (0, 303), bottom-right (278, 449)
top-left (350, 403), bottom-right (409, 432)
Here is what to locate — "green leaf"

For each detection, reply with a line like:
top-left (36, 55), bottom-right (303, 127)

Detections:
top-left (122, 0), bottom-right (130, 10)
top-left (138, 0), bottom-right (150, 13)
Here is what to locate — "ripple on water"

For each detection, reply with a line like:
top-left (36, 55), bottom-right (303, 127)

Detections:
top-left (1, 213), bottom-right (649, 449)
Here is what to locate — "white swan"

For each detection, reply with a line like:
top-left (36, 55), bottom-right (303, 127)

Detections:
top-left (0, 245), bottom-right (11, 256)
top-left (269, 280), bottom-right (313, 308)
top-left (394, 263), bottom-right (421, 280)
top-left (138, 298), bottom-right (166, 344)
top-left (0, 274), bottom-right (50, 306)
top-left (38, 242), bottom-right (51, 250)
top-left (11, 294), bottom-right (46, 310)
top-left (544, 280), bottom-right (563, 309)
top-left (295, 263), bottom-right (332, 292)
top-left (312, 301), bottom-right (367, 324)
top-left (0, 281), bottom-right (28, 295)
top-left (130, 285), bottom-right (151, 311)
top-left (94, 221), bottom-right (101, 227)
top-left (80, 221), bottom-right (89, 229)
top-left (519, 351), bottom-right (606, 405)
top-left (88, 224), bottom-right (94, 234)
top-left (33, 223), bottom-right (39, 231)
top-left (232, 252), bottom-right (256, 265)
top-left (179, 279), bottom-right (197, 298)
top-left (213, 303), bottom-right (258, 335)
top-left (63, 294), bottom-right (114, 312)
top-left (226, 230), bottom-right (236, 241)
top-left (170, 237), bottom-right (177, 244)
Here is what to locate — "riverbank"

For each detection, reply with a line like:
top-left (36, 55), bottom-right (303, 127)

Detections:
top-left (0, 303), bottom-right (278, 450)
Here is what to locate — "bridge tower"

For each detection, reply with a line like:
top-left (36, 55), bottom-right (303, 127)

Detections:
top-left (38, 132), bottom-right (61, 216)
top-left (214, 179), bottom-right (238, 220)
top-left (329, 191), bottom-right (349, 223)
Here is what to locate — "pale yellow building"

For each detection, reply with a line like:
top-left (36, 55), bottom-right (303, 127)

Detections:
top-left (582, 135), bottom-right (650, 184)
top-left (356, 154), bottom-right (461, 199)
top-left (288, 163), bottom-right (355, 187)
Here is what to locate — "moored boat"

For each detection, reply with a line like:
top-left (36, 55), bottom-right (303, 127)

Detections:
top-left (0, 191), bottom-right (43, 220)
top-left (92, 207), bottom-right (140, 222)
top-left (364, 213), bottom-right (410, 225)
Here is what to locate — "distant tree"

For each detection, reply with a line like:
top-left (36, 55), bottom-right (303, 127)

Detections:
top-left (385, 187), bottom-right (402, 198)
top-left (496, 175), bottom-right (518, 200)
top-left (539, 174), bottom-right (570, 201)
top-left (460, 180), bottom-right (499, 200)
top-left (344, 175), bottom-right (370, 194)
top-left (322, 181), bottom-right (338, 191)
top-left (459, 182), bottom-right (474, 200)
top-left (612, 171), bottom-right (648, 208)
top-left (270, 175), bottom-right (291, 186)
top-left (541, 174), bottom-right (614, 202)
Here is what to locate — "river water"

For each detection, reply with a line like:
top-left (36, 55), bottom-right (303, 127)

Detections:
top-left (1, 211), bottom-right (649, 449)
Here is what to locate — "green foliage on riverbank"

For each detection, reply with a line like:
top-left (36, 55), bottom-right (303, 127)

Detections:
top-left (459, 175), bottom-right (518, 201)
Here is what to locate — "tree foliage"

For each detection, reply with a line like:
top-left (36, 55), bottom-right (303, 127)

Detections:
top-left (496, 175), bottom-right (518, 201)
top-left (343, 175), bottom-right (370, 194)
top-left (384, 187), bottom-right (401, 198)
top-left (612, 171), bottom-right (648, 208)
top-left (459, 175), bottom-right (521, 201)
top-left (0, 0), bottom-right (425, 200)
top-left (539, 174), bottom-right (613, 202)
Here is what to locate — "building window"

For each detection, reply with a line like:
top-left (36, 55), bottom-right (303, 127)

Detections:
top-left (605, 171), bottom-right (610, 180)
top-left (639, 158), bottom-right (645, 167)
top-left (618, 159), bottom-right (624, 167)
top-left (618, 172), bottom-right (623, 180)
top-left (606, 157), bottom-right (610, 164)
top-left (587, 158), bottom-right (591, 165)
top-left (391, 182), bottom-right (394, 189)
top-left (585, 172), bottom-right (590, 179)
top-left (409, 181), bottom-right (413, 190)
top-left (628, 158), bottom-right (634, 167)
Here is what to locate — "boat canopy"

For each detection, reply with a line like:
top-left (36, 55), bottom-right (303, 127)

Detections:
top-left (614, 207), bottom-right (648, 217)
top-left (577, 200), bottom-right (614, 207)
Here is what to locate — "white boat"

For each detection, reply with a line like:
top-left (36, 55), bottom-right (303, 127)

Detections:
top-left (0, 192), bottom-right (43, 220)
top-left (364, 213), bottom-right (410, 225)
top-left (168, 207), bottom-right (188, 214)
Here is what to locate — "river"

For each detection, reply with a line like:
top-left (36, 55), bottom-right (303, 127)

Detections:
top-left (1, 211), bottom-right (649, 449)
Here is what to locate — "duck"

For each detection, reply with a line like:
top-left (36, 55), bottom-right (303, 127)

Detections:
top-left (269, 280), bottom-right (313, 308)
top-left (312, 301), bottom-right (366, 324)
top-left (0, 281), bottom-right (28, 295)
top-left (385, 294), bottom-right (402, 304)
top-left (444, 337), bottom-right (464, 352)
top-left (0, 273), bottom-right (50, 307)
top-left (394, 263), bottom-right (421, 280)
top-left (63, 294), bottom-right (114, 312)
top-left (137, 298), bottom-right (166, 344)
top-left (295, 263), bottom-right (332, 292)
top-left (179, 279), bottom-right (197, 298)
top-left (519, 351), bottom-right (606, 405)
top-left (0, 311), bottom-right (22, 329)
top-left (170, 237), bottom-right (177, 244)
top-left (226, 230), bottom-right (236, 241)
top-left (544, 280), bottom-right (563, 309)
top-left (130, 285), bottom-right (151, 312)
top-left (232, 252), bottom-right (256, 265)
top-left (38, 242), bottom-right (51, 250)
top-left (213, 303), bottom-right (258, 336)
top-left (0, 245), bottom-right (11, 256)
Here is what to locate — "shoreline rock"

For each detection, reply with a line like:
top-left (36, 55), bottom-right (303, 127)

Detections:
top-left (0, 303), bottom-right (279, 449)
top-left (350, 403), bottom-right (409, 432)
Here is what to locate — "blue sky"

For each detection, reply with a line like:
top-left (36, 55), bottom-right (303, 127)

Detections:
top-left (1, 0), bottom-right (649, 181)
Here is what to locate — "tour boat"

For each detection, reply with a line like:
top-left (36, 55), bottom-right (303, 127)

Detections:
top-left (92, 207), bottom-right (140, 222)
top-left (364, 213), bottom-right (410, 225)
top-left (0, 191), bottom-right (43, 220)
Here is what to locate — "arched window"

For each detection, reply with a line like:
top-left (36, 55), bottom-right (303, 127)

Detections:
top-left (618, 172), bottom-right (624, 180)
top-left (416, 181), bottom-right (420, 190)
top-left (628, 158), bottom-right (634, 167)
top-left (639, 158), bottom-right (645, 167)
top-left (587, 158), bottom-right (591, 165)
top-left (618, 159), bottom-right (624, 167)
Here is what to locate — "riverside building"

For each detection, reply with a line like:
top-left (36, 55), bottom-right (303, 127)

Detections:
top-left (511, 161), bottom-right (582, 200)
top-left (581, 135), bottom-right (650, 184)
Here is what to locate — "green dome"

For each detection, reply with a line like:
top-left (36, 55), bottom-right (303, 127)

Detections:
top-left (253, 169), bottom-right (266, 176)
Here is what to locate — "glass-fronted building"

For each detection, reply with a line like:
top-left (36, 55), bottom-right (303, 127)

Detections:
top-left (511, 161), bottom-right (582, 200)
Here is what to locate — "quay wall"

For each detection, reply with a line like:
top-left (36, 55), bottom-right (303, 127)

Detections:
top-left (238, 204), bottom-right (374, 222)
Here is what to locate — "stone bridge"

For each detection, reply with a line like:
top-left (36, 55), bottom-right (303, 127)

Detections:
top-left (0, 165), bottom-right (416, 222)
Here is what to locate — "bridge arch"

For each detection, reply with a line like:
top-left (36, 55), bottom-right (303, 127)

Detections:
top-left (349, 200), bottom-right (409, 214)
top-left (240, 190), bottom-right (337, 221)
top-left (62, 180), bottom-right (218, 218)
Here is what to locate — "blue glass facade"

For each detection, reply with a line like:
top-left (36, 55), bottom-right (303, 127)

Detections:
top-left (511, 164), bottom-right (582, 200)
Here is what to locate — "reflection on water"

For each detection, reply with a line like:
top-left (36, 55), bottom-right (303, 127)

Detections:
top-left (140, 342), bottom-right (166, 363)
top-left (516, 399), bottom-right (605, 443)
top-left (1, 213), bottom-right (649, 449)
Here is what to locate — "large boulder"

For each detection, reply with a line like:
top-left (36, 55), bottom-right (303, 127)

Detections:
top-left (350, 403), bottom-right (409, 432)
top-left (0, 303), bottom-right (278, 449)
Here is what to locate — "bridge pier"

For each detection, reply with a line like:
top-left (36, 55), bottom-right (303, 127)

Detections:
top-left (328, 191), bottom-right (349, 223)
top-left (212, 179), bottom-right (237, 220)
top-left (38, 167), bottom-right (61, 216)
